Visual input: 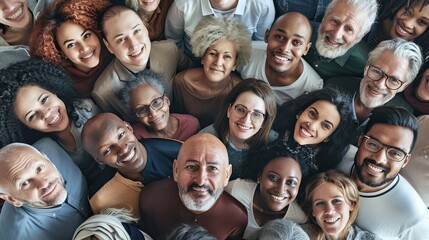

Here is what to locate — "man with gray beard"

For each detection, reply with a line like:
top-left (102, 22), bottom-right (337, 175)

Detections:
top-left (304, 0), bottom-right (378, 79)
top-left (139, 133), bottom-right (247, 239)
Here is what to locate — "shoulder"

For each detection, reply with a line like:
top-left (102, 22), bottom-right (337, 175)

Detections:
top-left (348, 225), bottom-right (382, 240)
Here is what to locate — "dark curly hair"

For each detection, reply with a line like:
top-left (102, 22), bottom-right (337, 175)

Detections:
top-left (0, 59), bottom-right (82, 147)
top-left (29, 0), bottom-right (111, 68)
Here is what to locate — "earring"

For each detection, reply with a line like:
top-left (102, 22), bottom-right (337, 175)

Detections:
top-left (227, 112), bottom-right (230, 118)
top-left (296, 114), bottom-right (299, 119)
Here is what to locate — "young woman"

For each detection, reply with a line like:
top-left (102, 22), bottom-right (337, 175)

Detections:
top-left (301, 170), bottom-right (381, 240)
top-left (118, 69), bottom-right (200, 141)
top-left (200, 79), bottom-right (277, 180)
top-left (404, 62), bottom-right (429, 116)
top-left (172, 16), bottom-right (251, 128)
top-left (225, 151), bottom-right (306, 239)
top-left (29, 0), bottom-right (113, 97)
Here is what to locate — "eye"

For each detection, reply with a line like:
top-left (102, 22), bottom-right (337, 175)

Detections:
top-left (235, 105), bottom-right (247, 114)
top-left (118, 131), bottom-right (125, 140)
top-left (36, 165), bottom-right (44, 174)
top-left (134, 28), bottom-right (142, 35)
top-left (330, 18), bottom-right (339, 25)
top-left (116, 37), bottom-right (125, 44)
top-left (292, 40), bottom-right (302, 46)
top-left (103, 147), bottom-right (111, 156)
top-left (418, 18), bottom-right (428, 26)
top-left (286, 179), bottom-right (298, 187)
top-left (20, 180), bottom-right (30, 190)
top-left (275, 35), bottom-right (285, 41)
top-left (28, 112), bottom-right (37, 122)
top-left (41, 96), bottom-right (48, 104)
top-left (322, 122), bottom-right (332, 131)
top-left (332, 198), bottom-right (343, 205)
top-left (224, 54), bottom-right (232, 60)
top-left (344, 26), bottom-right (354, 34)
top-left (208, 51), bottom-right (217, 56)
top-left (267, 174), bottom-right (280, 182)
top-left (208, 166), bottom-right (219, 172)
top-left (308, 109), bottom-right (317, 118)
top-left (185, 165), bottom-right (198, 171)
top-left (314, 201), bottom-right (325, 206)
top-left (66, 42), bottom-right (76, 48)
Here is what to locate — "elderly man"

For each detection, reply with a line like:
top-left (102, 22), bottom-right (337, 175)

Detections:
top-left (304, 0), bottom-right (378, 79)
top-left (239, 12), bottom-right (323, 105)
top-left (139, 133), bottom-right (248, 239)
top-left (0, 138), bottom-right (90, 240)
top-left (337, 106), bottom-right (429, 239)
top-left (82, 112), bottom-right (181, 217)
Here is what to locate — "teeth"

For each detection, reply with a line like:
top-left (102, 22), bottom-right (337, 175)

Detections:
top-left (129, 48), bottom-right (142, 57)
top-left (121, 148), bottom-right (135, 163)
top-left (368, 164), bottom-right (383, 173)
top-left (274, 55), bottom-right (291, 61)
top-left (7, 6), bottom-right (23, 20)
top-left (325, 217), bottom-right (339, 223)
top-left (237, 124), bottom-right (251, 130)
top-left (192, 187), bottom-right (207, 192)
top-left (301, 127), bottom-right (312, 137)
top-left (397, 25), bottom-right (408, 35)
top-left (48, 112), bottom-right (60, 125)
top-left (80, 52), bottom-right (94, 59)
top-left (271, 194), bottom-right (286, 201)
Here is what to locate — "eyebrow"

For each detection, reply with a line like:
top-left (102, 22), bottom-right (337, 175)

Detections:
top-left (367, 135), bottom-right (409, 152)
top-left (276, 28), bottom-right (305, 39)
top-left (97, 126), bottom-right (124, 152)
top-left (24, 93), bottom-right (46, 120)
top-left (63, 29), bottom-right (90, 46)
top-left (113, 24), bottom-right (140, 39)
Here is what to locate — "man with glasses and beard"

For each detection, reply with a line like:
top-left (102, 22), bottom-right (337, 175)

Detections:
top-left (139, 133), bottom-right (247, 239)
top-left (337, 106), bottom-right (429, 239)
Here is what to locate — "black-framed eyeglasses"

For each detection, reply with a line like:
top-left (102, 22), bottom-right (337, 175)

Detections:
top-left (362, 135), bottom-right (409, 162)
top-left (232, 104), bottom-right (265, 123)
top-left (134, 94), bottom-right (165, 118)
top-left (366, 65), bottom-right (405, 90)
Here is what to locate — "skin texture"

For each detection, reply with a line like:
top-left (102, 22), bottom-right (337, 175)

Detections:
top-left (56, 22), bottom-right (101, 73)
top-left (138, 0), bottom-right (160, 14)
top-left (311, 182), bottom-right (355, 240)
top-left (103, 9), bottom-right (151, 73)
top-left (202, 38), bottom-right (237, 83)
top-left (416, 67), bottom-right (429, 101)
top-left (209, 0), bottom-right (238, 11)
top-left (0, 144), bottom-right (67, 208)
top-left (0, 0), bottom-right (31, 28)
top-left (388, 0), bottom-right (429, 41)
top-left (293, 100), bottom-right (340, 146)
top-left (354, 124), bottom-right (413, 192)
top-left (173, 133), bottom-right (232, 214)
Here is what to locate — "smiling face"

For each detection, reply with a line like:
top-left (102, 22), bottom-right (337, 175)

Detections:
top-left (258, 157), bottom-right (301, 212)
top-left (359, 51), bottom-right (409, 108)
top-left (129, 84), bottom-right (170, 131)
top-left (13, 85), bottom-right (70, 133)
top-left (202, 38), bottom-right (237, 83)
top-left (264, 12), bottom-right (312, 75)
top-left (294, 100), bottom-right (340, 146)
top-left (316, 1), bottom-right (366, 58)
top-left (55, 22), bottom-right (101, 73)
top-left (0, 145), bottom-right (67, 208)
top-left (103, 9), bottom-right (151, 72)
top-left (389, 0), bottom-right (429, 41)
top-left (0, 0), bottom-right (31, 29)
top-left (416, 68), bottom-right (429, 101)
top-left (138, 0), bottom-right (160, 14)
top-left (311, 183), bottom-right (355, 239)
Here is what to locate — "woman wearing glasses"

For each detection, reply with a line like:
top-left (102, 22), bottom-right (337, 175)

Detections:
top-left (118, 69), bottom-right (200, 141)
top-left (200, 79), bottom-right (277, 180)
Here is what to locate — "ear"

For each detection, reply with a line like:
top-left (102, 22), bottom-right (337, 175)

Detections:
top-left (94, 157), bottom-right (105, 165)
top-left (303, 42), bottom-right (312, 56)
top-left (227, 105), bottom-right (232, 118)
top-left (124, 121), bottom-right (133, 132)
top-left (223, 164), bottom-right (232, 187)
top-left (264, 29), bottom-right (270, 43)
top-left (103, 38), bottom-right (114, 54)
top-left (0, 194), bottom-right (24, 207)
top-left (357, 134), bottom-right (364, 147)
top-left (165, 96), bottom-right (171, 106)
top-left (401, 154), bottom-right (411, 168)
top-left (232, 62), bottom-right (237, 72)
top-left (173, 159), bottom-right (179, 182)
top-left (349, 200), bottom-right (356, 212)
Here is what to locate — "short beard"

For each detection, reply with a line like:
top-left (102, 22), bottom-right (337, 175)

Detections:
top-left (358, 82), bottom-right (394, 108)
top-left (315, 33), bottom-right (353, 59)
top-left (354, 156), bottom-right (395, 188)
top-left (178, 182), bottom-right (223, 212)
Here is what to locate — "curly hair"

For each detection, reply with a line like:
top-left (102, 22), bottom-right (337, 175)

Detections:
top-left (29, 0), bottom-right (111, 68)
top-left (190, 16), bottom-right (252, 68)
top-left (0, 59), bottom-right (82, 147)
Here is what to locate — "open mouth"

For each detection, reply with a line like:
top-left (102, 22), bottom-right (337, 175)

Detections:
top-left (46, 108), bottom-right (62, 127)
top-left (273, 53), bottom-right (292, 63)
top-left (324, 217), bottom-right (340, 224)
top-left (129, 46), bottom-right (144, 58)
top-left (120, 147), bottom-right (136, 164)
top-left (236, 123), bottom-right (253, 131)
top-left (6, 4), bottom-right (24, 21)
top-left (80, 50), bottom-right (95, 60)
top-left (300, 126), bottom-right (314, 137)
top-left (270, 193), bottom-right (287, 201)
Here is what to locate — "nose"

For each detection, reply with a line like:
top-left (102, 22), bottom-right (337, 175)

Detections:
top-left (331, 27), bottom-right (344, 41)
top-left (372, 75), bottom-right (388, 90)
top-left (307, 121), bottom-right (316, 131)
top-left (282, 40), bottom-right (293, 53)
top-left (35, 177), bottom-right (50, 191)
top-left (79, 43), bottom-right (90, 53)
top-left (241, 112), bottom-right (252, 123)
top-left (1, 2), bottom-right (13, 11)
top-left (128, 37), bottom-right (138, 50)
top-left (324, 202), bottom-right (335, 214)
top-left (214, 55), bottom-right (223, 66)
top-left (147, 107), bottom-right (158, 118)
top-left (275, 181), bottom-right (287, 194)
top-left (372, 147), bottom-right (389, 164)
top-left (117, 142), bottom-right (128, 156)
top-left (195, 169), bottom-right (208, 186)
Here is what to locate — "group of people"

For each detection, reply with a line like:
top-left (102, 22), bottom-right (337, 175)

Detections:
top-left (1, 0), bottom-right (429, 239)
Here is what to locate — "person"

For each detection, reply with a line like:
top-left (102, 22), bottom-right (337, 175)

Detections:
top-left (301, 170), bottom-right (381, 240)
top-left (200, 79), bottom-right (277, 179)
top-left (165, 0), bottom-right (275, 59)
top-left (139, 133), bottom-right (248, 239)
top-left (248, 219), bottom-right (309, 240)
top-left (239, 12), bottom-right (323, 105)
top-left (0, 59), bottom-right (102, 184)
top-left (0, 138), bottom-right (90, 240)
top-left (82, 112), bottom-right (182, 217)
top-left (172, 16), bottom-right (251, 127)
top-left (122, 0), bottom-right (173, 41)
top-left (304, 0), bottom-right (378, 79)
top-left (404, 62), bottom-right (429, 116)
top-left (118, 69), bottom-right (200, 141)
top-left (273, 0), bottom-right (331, 22)
top-left (29, 0), bottom-right (113, 97)
top-left (93, 5), bottom-right (192, 121)
top-left (73, 208), bottom-right (152, 240)
top-left (166, 224), bottom-right (216, 240)
top-left (336, 106), bottom-right (429, 239)
top-left (225, 152), bottom-right (306, 239)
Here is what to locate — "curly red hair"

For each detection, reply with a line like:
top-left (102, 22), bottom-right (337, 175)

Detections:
top-left (29, 0), bottom-right (111, 68)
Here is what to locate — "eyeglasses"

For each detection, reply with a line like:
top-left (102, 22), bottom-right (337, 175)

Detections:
top-left (134, 94), bottom-right (165, 118)
top-left (232, 104), bottom-right (265, 123)
top-left (362, 135), bottom-right (409, 162)
top-left (366, 65), bottom-right (405, 90)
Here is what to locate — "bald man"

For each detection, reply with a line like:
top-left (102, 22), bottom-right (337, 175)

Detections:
top-left (0, 138), bottom-right (90, 240)
top-left (139, 133), bottom-right (248, 239)
top-left (238, 12), bottom-right (323, 105)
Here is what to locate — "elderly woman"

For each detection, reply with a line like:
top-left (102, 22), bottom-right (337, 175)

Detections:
top-left (172, 16), bottom-right (251, 128)
top-left (29, 0), bottom-right (113, 97)
top-left (118, 69), bottom-right (200, 141)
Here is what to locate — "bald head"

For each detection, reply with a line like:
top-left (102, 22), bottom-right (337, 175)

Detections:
top-left (269, 12), bottom-right (312, 42)
top-left (178, 133), bottom-right (228, 165)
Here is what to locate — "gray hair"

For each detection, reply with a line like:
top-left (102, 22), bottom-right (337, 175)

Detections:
top-left (368, 38), bottom-right (423, 84)
top-left (325, 0), bottom-right (378, 36)
top-left (191, 16), bottom-right (252, 68)
top-left (248, 219), bottom-right (310, 240)
top-left (99, 208), bottom-right (139, 223)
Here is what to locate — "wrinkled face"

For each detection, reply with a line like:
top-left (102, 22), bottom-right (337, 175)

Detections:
top-left (264, 14), bottom-right (311, 74)
top-left (354, 124), bottom-right (413, 192)
top-left (316, 1), bottom-right (366, 58)
top-left (390, 0), bottom-right (429, 41)
top-left (138, 0), bottom-right (160, 13)
top-left (130, 84), bottom-right (170, 131)
top-left (311, 183), bottom-right (355, 239)
top-left (13, 86), bottom-right (70, 133)
top-left (56, 22), bottom-right (101, 73)
top-left (173, 139), bottom-right (231, 213)
top-left (359, 51), bottom-right (409, 108)
top-left (294, 100), bottom-right (340, 146)
top-left (258, 157), bottom-right (301, 212)
top-left (202, 38), bottom-right (237, 83)
top-left (227, 91), bottom-right (266, 144)
top-left (0, 147), bottom-right (67, 208)
top-left (416, 68), bottom-right (429, 101)
top-left (0, 0), bottom-right (31, 28)
top-left (103, 9), bottom-right (151, 72)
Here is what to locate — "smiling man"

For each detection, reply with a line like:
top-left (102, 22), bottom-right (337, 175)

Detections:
top-left (337, 106), bottom-right (429, 239)
top-left (139, 133), bottom-right (247, 239)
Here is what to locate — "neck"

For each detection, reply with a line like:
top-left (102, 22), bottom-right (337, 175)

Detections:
top-left (265, 60), bottom-right (303, 87)
top-left (54, 124), bottom-right (76, 151)
top-left (228, 131), bottom-right (248, 150)
top-left (354, 94), bottom-right (372, 122)
top-left (252, 185), bottom-right (288, 226)
top-left (202, 73), bottom-right (232, 92)
top-left (149, 115), bottom-right (178, 138)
